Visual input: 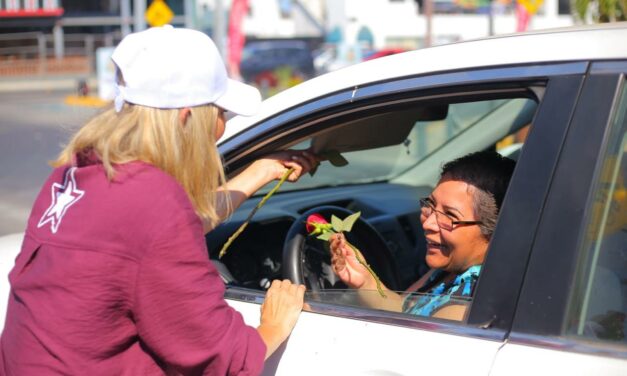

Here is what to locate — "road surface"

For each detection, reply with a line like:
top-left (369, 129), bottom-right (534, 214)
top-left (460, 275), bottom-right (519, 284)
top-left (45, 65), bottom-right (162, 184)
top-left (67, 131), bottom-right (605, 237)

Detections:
top-left (0, 90), bottom-right (99, 236)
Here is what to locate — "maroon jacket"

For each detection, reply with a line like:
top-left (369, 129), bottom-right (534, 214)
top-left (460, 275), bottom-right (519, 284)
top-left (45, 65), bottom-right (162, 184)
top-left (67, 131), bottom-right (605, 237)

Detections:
top-left (0, 160), bottom-right (265, 375)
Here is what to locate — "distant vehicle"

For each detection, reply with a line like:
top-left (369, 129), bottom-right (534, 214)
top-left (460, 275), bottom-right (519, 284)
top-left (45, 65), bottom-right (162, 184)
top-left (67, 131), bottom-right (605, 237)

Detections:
top-left (363, 48), bottom-right (408, 61)
top-left (239, 40), bottom-right (315, 88)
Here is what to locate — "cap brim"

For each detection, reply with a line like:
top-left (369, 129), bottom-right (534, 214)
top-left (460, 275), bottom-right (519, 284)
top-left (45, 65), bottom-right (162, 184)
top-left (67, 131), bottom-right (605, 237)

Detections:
top-left (214, 78), bottom-right (261, 117)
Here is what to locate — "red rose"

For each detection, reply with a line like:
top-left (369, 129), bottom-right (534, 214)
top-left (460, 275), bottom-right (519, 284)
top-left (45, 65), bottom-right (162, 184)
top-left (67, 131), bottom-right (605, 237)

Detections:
top-left (305, 213), bottom-right (331, 235)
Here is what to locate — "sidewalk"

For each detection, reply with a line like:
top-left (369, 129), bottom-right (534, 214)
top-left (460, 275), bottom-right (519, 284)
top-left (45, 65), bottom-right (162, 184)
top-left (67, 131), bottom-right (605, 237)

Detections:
top-left (0, 74), bottom-right (98, 93)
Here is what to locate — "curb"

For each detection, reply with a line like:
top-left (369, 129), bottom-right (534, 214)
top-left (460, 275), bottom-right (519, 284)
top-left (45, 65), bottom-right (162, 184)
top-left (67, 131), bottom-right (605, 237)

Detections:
top-left (0, 75), bottom-right (98, 93)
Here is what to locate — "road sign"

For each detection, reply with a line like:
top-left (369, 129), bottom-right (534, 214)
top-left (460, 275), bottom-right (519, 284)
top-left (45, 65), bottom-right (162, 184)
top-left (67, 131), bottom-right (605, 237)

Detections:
top-left (145, 0), bottom-right (174, 27)
top-left (517, 0), bottom-right (544, 14)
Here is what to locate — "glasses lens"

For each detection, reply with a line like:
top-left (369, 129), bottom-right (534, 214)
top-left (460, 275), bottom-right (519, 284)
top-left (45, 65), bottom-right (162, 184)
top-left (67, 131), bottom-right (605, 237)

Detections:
top-left (436, 213), bottom-right (454, 231)
top-left (420, 199), bottom-right (455, 230)
top-left (419, 199), bottom-right (431, 217)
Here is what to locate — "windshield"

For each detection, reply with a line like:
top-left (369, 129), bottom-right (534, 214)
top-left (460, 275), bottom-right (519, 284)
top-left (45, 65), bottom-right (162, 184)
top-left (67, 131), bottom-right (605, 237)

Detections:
top-left (256, 98), bottom-right (535, 195)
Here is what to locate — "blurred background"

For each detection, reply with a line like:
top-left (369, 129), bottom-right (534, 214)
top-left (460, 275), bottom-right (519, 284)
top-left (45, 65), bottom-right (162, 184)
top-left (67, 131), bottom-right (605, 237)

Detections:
top-left (0, 0), bottom-right (624, 235)
top-left (3, 0), bottom-right (622, 97)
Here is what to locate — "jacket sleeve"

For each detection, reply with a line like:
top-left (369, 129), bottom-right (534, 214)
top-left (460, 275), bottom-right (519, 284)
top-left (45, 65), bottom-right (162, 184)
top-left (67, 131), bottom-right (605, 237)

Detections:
top-left (133, 197), bottom-right (265, 376)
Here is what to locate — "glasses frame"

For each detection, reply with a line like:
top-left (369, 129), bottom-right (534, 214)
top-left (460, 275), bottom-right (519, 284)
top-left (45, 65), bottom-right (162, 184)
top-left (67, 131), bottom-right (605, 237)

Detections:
top-left (419, 197), bottom-right (483, 231)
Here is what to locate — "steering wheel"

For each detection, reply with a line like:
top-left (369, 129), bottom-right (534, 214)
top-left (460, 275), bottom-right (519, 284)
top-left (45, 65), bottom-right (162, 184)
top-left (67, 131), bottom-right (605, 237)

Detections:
top-left (282, 206), bottom-right (401, 292)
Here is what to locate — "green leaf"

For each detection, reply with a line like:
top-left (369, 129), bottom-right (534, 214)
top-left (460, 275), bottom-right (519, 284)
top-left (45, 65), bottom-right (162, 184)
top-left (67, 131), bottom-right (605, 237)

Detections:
top-left (342, 211), bottom-right (361, 232)
top-left (320, 150), bottom-right (349, 167)
top-left (317, 232), bottom-right (333, 241)
top-left (331, 215), bottom-right (344, 232)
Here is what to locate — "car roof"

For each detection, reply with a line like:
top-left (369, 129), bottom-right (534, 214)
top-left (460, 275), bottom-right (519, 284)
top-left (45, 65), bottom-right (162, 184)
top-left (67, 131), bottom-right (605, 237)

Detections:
top-left (223, 22), bottom-right (627, 142)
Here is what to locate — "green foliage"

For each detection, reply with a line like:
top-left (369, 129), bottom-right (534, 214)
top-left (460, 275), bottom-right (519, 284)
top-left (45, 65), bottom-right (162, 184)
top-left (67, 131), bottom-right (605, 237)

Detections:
top-left (316, 232), bottom-right (334, 241)
top-left (331, 215), bottom-right (344, 232)
top-left (573, 0), bottom-right (626, 22)
top-left (341, 211), bottom-right (361, 232)
top-left (329, 212), bottom-right (362, 233)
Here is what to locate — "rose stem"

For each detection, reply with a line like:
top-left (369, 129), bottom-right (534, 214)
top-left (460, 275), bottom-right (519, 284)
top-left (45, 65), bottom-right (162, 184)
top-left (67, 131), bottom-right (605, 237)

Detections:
top-left (219, 168), bottom-right (295, 259)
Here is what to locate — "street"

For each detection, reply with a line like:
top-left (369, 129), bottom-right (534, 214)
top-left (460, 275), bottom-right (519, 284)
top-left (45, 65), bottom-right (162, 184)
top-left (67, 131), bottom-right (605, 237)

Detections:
top-left (0, 90), bottom-right (99, 236)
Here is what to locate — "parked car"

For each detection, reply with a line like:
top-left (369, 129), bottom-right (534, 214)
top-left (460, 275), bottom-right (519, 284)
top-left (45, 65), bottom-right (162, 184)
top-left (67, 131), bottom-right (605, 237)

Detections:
top-left (2, 23), bottom-right (627, 375)
top-left (239, 39), bottom-right (315, 89)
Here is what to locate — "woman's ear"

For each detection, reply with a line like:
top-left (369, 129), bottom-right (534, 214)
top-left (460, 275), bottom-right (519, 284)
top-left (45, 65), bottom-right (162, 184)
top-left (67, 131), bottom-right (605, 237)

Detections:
top-left (178, 107), bottom-right (192, 127)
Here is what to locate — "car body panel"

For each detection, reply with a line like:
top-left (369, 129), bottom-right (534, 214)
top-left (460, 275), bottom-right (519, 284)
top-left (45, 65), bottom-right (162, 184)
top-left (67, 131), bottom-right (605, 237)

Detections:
top-left (0, 233), bottom-right (22, 330)
top-left (214, 26), bottom-right (627, 372)
top-left (228, 299), bottom-right (503, 376)
top-left (490, 342), bottom-right (627, 376)
top-left (489, 63), bottom-right (627, 373)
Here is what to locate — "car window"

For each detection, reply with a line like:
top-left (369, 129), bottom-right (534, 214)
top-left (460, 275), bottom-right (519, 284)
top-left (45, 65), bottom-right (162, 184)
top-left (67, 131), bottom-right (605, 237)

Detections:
top-left (256, 98), bottom-right (535, 194)
top-left (231, 94), bottom-right (536, 323)
top-left (566, 83), bottom-right (627, 344)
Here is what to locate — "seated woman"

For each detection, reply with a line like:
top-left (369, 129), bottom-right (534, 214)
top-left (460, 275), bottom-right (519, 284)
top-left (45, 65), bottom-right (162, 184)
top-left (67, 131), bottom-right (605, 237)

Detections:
top-left (330, 151), bottom-right (515, 321)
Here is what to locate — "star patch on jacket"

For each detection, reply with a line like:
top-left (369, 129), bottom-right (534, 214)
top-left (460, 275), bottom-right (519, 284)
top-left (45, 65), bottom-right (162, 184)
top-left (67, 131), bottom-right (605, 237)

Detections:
top-left (37, 167), bottom-right (85, 234)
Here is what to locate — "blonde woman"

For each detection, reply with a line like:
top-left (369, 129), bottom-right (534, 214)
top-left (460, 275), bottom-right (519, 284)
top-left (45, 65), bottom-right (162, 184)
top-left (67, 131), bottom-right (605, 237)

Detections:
top-left (1, 26), bottom-right (316, 375)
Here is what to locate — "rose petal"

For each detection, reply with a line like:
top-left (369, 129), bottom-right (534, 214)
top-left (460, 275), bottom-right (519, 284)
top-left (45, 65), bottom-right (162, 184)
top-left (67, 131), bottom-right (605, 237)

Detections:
top-left (306, 213), bottom-right (328, 233)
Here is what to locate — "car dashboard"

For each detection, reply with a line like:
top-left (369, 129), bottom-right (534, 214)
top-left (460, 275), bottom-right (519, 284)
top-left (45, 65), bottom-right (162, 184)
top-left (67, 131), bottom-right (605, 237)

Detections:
top-left (206, 182), bottom-right (431, 291)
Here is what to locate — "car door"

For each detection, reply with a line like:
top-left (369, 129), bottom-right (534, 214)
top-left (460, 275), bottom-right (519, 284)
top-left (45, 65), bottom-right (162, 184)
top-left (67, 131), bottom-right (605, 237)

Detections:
top-left (490, 62), bottom-right (627, 375)
top-left (218, 62), bottom-right (587, 375)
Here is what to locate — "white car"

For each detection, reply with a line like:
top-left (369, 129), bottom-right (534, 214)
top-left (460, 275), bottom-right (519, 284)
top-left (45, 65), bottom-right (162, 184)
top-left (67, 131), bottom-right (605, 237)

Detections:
top-left (2, 23), bottom-right (627, 375)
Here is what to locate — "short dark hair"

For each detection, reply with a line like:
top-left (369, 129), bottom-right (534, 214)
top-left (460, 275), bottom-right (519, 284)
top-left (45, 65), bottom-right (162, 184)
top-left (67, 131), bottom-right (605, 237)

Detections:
top-left (439, 151), bottom-right (516, 239)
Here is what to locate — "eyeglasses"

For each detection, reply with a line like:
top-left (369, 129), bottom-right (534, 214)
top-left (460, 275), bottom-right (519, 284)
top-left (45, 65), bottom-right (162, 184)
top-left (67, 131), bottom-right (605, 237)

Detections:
top-left (419, 198), bottom-right (483, 231)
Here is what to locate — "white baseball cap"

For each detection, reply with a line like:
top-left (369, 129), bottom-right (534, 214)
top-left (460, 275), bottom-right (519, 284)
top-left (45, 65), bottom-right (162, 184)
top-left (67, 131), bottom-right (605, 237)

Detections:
top-left (111, 25), bottom-right (261, 116)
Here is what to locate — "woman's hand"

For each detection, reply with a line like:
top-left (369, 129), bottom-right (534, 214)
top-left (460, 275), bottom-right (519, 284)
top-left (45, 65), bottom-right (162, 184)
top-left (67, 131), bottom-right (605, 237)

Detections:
top-left (249, 149), bottom-right (320, 184)
top-left (330, 233), bottom-right (373, 289)
top-left (216, 150), bottom-right (320, 226)
top-left (257, 279), bottom-right (306, 360)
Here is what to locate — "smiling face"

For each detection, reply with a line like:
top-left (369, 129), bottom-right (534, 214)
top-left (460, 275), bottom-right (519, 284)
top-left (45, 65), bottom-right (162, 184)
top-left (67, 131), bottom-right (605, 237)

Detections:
top-left (421, 177), bottom-right (490, 274)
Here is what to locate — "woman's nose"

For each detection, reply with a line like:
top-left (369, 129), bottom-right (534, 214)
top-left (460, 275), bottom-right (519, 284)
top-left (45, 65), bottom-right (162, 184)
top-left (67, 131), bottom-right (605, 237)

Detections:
top-left (421, 211), bottom-right (439, 232)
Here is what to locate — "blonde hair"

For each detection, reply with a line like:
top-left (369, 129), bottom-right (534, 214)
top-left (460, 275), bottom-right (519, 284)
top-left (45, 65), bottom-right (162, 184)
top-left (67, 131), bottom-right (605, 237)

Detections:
top-left (53, 102), bottom-right (229, 227)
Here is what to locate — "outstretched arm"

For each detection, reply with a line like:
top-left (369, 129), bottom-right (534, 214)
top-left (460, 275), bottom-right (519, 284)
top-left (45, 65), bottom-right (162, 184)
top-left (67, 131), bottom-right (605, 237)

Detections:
top-left (206, 150), bottom-right (319, 232)
top-left (330, 233), bottom-right (404, 312)
top-left (432, 304), bottom-right (468, 321)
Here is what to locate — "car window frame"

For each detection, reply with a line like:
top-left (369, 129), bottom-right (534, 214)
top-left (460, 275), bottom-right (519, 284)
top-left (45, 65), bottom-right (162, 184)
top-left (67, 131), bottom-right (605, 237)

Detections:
top-left (219, 62), bottom-right (588, 341)
top-left (219, 62), bottom-right (586, 165)
top-left (507, 62), bottom-right (627, 358)
top-left (468, 73), bottom-right (587, 330)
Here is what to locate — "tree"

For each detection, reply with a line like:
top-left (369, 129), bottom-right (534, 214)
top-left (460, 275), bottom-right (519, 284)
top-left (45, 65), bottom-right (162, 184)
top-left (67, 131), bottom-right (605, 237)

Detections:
top-left (573, 0), bottom-right (627, 22)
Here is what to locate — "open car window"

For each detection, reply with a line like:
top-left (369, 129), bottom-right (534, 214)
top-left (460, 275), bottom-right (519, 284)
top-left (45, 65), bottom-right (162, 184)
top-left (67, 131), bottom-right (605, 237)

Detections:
top-left (256, 98), bottom-right (536, 195)
top-left (216, 89), bottom-right (539, 325)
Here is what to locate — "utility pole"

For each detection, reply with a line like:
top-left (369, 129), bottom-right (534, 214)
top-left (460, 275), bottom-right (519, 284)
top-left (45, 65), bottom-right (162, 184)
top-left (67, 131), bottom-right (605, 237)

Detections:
top-left (424, 0), bottom-right (433, 47)
top-left (121, 0), bottom-right (132, 36)
top-left (53, 21), bottom-right (64, 59)
top-left (184, 0), bottom-right (195, 28)
top-left (487, 0), bottom-right (494, 36)
top-left (213, 0), bottom-right (226, 57)
top-left (134, 0), bottom-right (147, 32)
